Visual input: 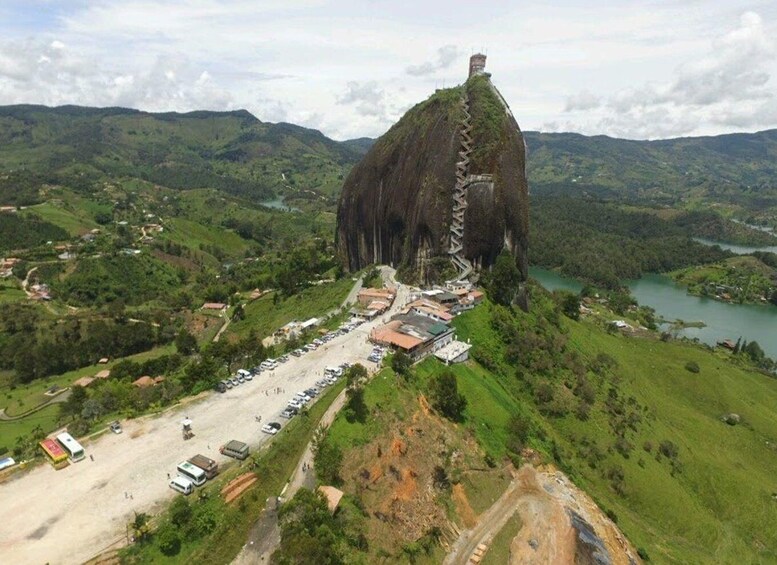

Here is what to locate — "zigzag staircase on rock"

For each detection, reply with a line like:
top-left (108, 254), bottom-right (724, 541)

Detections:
top-left (449, 93), bottom-right (474, 280)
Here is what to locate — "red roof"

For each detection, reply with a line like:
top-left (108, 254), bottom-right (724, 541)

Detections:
top-left (132, 376), bottom-right (156, 388)
top-left (202, 302), bottom-right (227, 310)
top-left (40, 438), bottom-right (67, 461)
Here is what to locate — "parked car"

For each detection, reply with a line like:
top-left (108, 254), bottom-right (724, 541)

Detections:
top-left (279, 355), bottom-right (289, 363)
top-left (261, 422), bottom-right (282, 435)
top-left (280, 408), bottom-right (296, 419)
top-left (110, 421), bottom-right (123, 434)
top-left (305, 387), bottom-right (318, 397)
top-left (294, 392), bottom-right (310, 403)
top-left (316, 379), bottom-right (329, 388)
top-left (291, 349), bottom-right (302, 357)
top-left (244, 373), bottom-right (253, 381)
top-left (230, 378), bottom-right (240, 386)
top-left (288, 399), bottom-right (303, 409)
top-left (237, 374), bottom-right (245, 383)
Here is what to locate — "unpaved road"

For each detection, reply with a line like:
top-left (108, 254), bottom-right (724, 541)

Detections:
top-left (231, 388), bottom-right (350, 565)
top-left (0, 269), bottom-right (408, 565)
top-left (445, 465), bottom-right (638, 565)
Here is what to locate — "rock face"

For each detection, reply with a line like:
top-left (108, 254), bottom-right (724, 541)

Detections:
top-left (336, 64), bottom-right (529, 286)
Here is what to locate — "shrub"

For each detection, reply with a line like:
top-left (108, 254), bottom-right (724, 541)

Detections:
top-left (684, 361), bottom-right (700, 373)
top-left (157, 526), bottom-right (181, 556)
top-left (637, 547), bottom-right (650, 561)
top-left (428, 370), bottom-right (467, 422)
top-left (659, 440), bottom-right (679, 460)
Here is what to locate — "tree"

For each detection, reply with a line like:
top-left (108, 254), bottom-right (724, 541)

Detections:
top-left (742, 340), bottom-right (765, 363)
top-left (231, 303), bottom-right (245, 322)
top-left (557, 291), bottom-right (580, 320)
top-left (313, 437), bottom-right (343, 485)
top-left (157, 526), bottom-right (181, 556)
top-left (391, 351), bottom-right (412, 376)
top-left (175, 329), bottom-right (199, 356)
top-left (273, 489), bottom-right (344, 564)
top-left (132, 511), bottom-right (151, 542)
top-left (344, 386), bottom-right (368, 423)
top-left (428, 370), bottom-right (467, 422)
top-left (484, 250), bottom-right (521, 306)
top-left (346, 363), bottom-right (368, 387)
top-left (61, 385), bottom-right (88, 418)
top-left (169, 496), bottom-right (192, 528)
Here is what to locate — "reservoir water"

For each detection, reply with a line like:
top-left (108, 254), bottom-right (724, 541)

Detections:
top-left (260, 197), bottom-right (301, 212)
top-left (693, 237), bottom-right (777, 255)
top-left (530, 267), bottom-right (777, 359)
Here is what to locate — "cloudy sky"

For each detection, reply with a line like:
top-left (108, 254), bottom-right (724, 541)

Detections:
top-left (1, 0), bottom-right (776, 141)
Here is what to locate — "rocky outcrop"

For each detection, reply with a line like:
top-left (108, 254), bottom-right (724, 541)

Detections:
top-left (336, 73), bottom-right (529, 286)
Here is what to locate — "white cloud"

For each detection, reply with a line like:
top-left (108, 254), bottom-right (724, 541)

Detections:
top-left (564, 90), bottom-right (601, 112)
top-left (0, 1), bottom-right (775, 140)
top-left (406, 45), bottom-right (461, 76)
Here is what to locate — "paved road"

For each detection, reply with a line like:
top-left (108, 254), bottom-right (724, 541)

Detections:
top-left (0, 268), bottom-right (405, 565)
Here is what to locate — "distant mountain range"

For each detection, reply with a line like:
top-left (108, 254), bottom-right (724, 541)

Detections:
top-left (1, 104), bottom-right (775, 209)
top-left (0, 104), bottom-right (364, 202)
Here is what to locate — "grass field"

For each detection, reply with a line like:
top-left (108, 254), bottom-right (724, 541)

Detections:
top-left (0, 404), bottom-right (60, 452)
top-left (0, 344), bottom-right (176, 448)
top-left (451, 303), bottom-right (777, 564)
top-left (0, 280), bottom-right (25, 304)
top-left (26, 194), bottom-right (105, 236)
top-left (228, 278), bottom-right (355, 339)
top-left (163, 217), bottom-right (251, 258)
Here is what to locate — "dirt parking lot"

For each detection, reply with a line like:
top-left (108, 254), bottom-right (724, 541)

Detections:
top-left (0, 314), bottom-right (393, 564)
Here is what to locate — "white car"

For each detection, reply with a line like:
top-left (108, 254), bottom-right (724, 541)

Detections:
top-left (294, 392), bottom-right (310, 403)
top-left (288, 399), bottom-right (302, 409)
top-left (261, 422), bottom-right (282, 435)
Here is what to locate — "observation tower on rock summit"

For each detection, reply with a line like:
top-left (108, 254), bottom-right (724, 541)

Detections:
top-left (468, 53), bottom-right (487, 77)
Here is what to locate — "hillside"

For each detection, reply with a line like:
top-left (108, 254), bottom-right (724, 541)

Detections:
top-left (307, 285), bottom-right (777, 563)
top-left (524, 129), bottom-right (777, 213)
top-left (0, 104), bottom-right (362, 203)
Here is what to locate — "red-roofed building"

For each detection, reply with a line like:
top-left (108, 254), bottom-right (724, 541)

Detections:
top-left (202, 302), bottom-right (228, 311)
top-left (40, 438), bottom-right (68, 465)
top-left (132, 376), bottom-right (156, 388)
top-left (72, 376), bottom-right (95, 388)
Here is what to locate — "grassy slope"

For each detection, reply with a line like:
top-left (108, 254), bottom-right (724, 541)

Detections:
top-left (452, 304), bottom-right (777, 563)
top-left (164, 217), bottom-right (250, 257)
top-left (227, 278), bottom-right (354, 339)
top-left (0, 345), bottom-right (175, 448)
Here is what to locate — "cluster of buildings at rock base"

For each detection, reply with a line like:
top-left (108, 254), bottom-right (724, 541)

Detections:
top-left (359, 281), bottom-right (484, 365)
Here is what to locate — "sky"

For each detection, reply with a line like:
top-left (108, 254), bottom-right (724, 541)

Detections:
top-left (0, 0), bottom-right (776, 141)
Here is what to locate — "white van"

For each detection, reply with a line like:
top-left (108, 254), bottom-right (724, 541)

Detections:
top-left (169, 476), bottom-right (194, 495)
top-left (177, 461), bottom-right (207, 486)
top-left (237, 369), bottom-right (251, 378)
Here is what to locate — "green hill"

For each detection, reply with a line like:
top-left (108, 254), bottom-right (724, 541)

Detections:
top-left (0, 104), bottom-right (362, 203)
top-left (523, 129), bottom-right (777, 209)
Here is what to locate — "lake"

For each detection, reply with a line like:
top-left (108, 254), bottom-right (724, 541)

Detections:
top-left (693, 237), bottom-right (777, 255)
top-left (260, 198), bottom-right (301, 212)
top-left (530, 267), bottom-right (777, 359)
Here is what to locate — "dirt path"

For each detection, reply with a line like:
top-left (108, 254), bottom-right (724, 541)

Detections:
top-left (212, 310), bottom-right (231, 342)
top-left (444, 465), bottom-right (638, 565)
top-left (21, 266), bottom-right (38, 297)
top-left (231, 388), bottom-right (350, 565)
